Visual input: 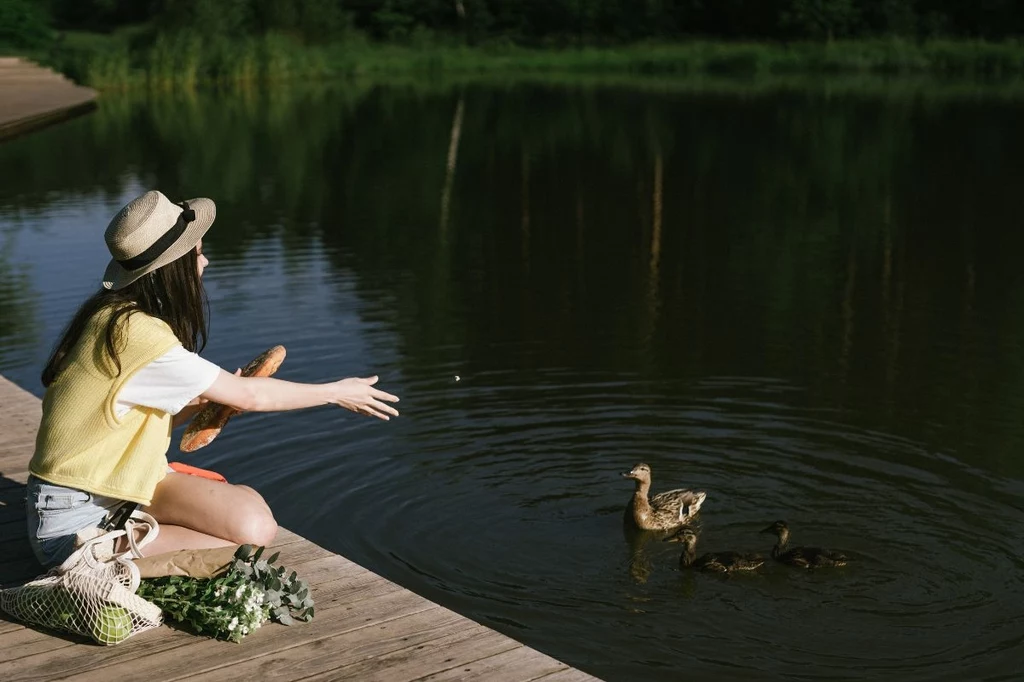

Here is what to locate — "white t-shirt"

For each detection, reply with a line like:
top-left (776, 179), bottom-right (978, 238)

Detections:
top-left (115, 345), bottom-right (222, 418)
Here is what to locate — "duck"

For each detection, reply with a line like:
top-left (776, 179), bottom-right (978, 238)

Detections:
top-left (622, 462), bottom-right (707, 532)
top-left (760, 520), bottom-right (848, 568)
top-left (665, 527), bottom-right (764, 573)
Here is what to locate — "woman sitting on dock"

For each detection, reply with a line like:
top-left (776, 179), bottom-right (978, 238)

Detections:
top-left (26, 190), bottom-right (400, 568)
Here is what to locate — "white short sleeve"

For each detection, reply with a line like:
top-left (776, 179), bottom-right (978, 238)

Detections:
top-left (116, 345), bottom-right (222, 418)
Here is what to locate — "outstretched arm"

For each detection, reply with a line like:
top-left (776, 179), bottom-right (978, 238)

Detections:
top-left (172, 368), bottom-right (243, 428)
top-left (201, 370), bottom-right (400, 420)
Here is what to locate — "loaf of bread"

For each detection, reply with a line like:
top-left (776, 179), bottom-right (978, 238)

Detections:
top-left (179, 345), bottom-right (287, 452)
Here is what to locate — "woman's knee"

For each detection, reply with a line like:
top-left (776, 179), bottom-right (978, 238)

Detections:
top-left (229, 485), bottom-right (278, 546)
top-left (235, 484), bottom-right (267, 503)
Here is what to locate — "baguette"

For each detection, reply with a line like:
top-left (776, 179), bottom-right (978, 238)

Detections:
top-left (179, 345), bottom-right (287, 452)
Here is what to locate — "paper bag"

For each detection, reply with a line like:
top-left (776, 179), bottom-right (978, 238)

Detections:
top-left (134, 546), bottom-right (239, 579)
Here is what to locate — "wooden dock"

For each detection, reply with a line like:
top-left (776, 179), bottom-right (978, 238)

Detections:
top-left (0, 56), bottom-right (97, 142)
top-left (0, 375), bottom-right (598, 681)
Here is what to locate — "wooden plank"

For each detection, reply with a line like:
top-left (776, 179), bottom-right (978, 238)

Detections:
top-left (533, 669), bottom-right (600, 681)
top-left (0, 438), bottom-right (36, 455)
top-left (0, 451), bottom-right (35, 473)
top-left (0, 626), bottom-right (77, 663)
top-left (414, 645), bottom-right (572, 682)
top-left (167, 604), bottom-right (472, 681)
top-left (308, 619), bottom-right (521, 681)
top-left (0, 377), bottom-right (42, 414)
top-left (0, 58), bottom-right (97, 142)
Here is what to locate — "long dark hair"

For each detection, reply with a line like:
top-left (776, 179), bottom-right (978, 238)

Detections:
top-left (42, 247), bottom-right (208, 387)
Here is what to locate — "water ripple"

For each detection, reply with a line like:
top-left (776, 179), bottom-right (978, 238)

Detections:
top-left (289, 374), bottom-right (1024, 681)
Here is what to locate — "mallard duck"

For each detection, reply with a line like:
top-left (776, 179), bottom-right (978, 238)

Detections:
top-left (760, 520), bottom-right (848, 568)
top-left (622, 462), bottom-right (707, 532)
top-left (665, 527), bottom-right (764, 573)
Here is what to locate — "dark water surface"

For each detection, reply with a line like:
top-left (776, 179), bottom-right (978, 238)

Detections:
top-left (2, 79), bottom-right (1024, 681)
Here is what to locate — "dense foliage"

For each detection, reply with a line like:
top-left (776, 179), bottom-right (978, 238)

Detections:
top-left (2, 0), bottom-right (1022, 51)
top-left (136, 544), bottom-right (314, 643)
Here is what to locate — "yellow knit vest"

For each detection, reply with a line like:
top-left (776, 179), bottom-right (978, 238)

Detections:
top-left (30, 309), bottom-right (182, 505)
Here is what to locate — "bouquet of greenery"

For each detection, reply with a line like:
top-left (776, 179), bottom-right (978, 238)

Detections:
top-left (136, 545), bottom-right (314, 643)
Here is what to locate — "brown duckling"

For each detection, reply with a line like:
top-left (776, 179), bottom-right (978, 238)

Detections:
top-left (665, 527), bottom-right (765, 573)
top-left (622, 462), bottom-right (707, 532)
top-left (760, 520), bottom-right (848, 568)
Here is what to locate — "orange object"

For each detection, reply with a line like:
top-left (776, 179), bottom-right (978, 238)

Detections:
top-left (168, 461), bottom-right (228, 482)
top-left (179, 345), bottom-right (287, 453)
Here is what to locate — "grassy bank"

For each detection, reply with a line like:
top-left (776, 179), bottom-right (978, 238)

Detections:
top-left (23, 30), bottom-right (1024, 90)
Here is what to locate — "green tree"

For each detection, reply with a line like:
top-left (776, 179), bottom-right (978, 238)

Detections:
top-left (0, 0), bottom-right (52, 49)
top-left (782, 0), bottom-right (860, 40)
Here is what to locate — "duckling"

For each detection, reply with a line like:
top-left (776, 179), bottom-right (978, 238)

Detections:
top-left (622, 462), bottom-right (707, 532)
top-left (760, 520), bottom-right (848, 568)
top-left (665, 527), bottom-right (764, 573)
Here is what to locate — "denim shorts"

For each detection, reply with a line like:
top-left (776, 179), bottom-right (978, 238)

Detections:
top-left (25, 475), bottom-right (126, 569)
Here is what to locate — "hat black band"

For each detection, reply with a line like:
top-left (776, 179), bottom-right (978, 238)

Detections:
top-left (117, 202), bottom-right (196, 271)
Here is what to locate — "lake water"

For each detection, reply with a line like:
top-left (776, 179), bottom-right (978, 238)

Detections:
top-left (2, 77), bottom-right (1023, 681)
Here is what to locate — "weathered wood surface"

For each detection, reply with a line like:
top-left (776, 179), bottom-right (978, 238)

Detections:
top-left (0, 56), bottom-right (97, 142)
top-left (0, 375), bottom-right (599, 681)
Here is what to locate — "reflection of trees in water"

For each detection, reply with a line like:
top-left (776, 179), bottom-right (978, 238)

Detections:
top-left (0, 236), bottom-right (40, 370)
top-left (3, 82), bottom-right (1024, 468)
top-left (320, 84), bottom-right (1024, 472)
top-left (439, 95), bottom-right (464, 236)
top-left (0, 83), bottom-right (376, 261)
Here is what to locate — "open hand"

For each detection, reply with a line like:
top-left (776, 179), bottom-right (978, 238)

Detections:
top-left (330, 375), bottom-right (400, 421)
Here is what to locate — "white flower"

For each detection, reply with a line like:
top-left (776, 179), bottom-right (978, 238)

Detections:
top-left (228, 617), bottom-right (238, 631)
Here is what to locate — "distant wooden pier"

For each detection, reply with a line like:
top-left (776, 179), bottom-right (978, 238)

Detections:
top-left (0, 56), bottom-right (97, 142)
top-left (0, 375), bottom-right (598, 681)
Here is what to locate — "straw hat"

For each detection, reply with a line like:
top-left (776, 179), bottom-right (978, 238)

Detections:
top-left (102, 190), bottom-right (216, 290)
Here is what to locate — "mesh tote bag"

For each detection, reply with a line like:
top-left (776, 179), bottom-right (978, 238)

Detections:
top-left (0, 511), bottom-right (163, 645)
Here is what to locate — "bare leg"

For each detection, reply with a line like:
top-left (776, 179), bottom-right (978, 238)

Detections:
top-left (138, 472), bottom-right (278, 556)
top-left (137, 525), bottom-right (235, 556)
